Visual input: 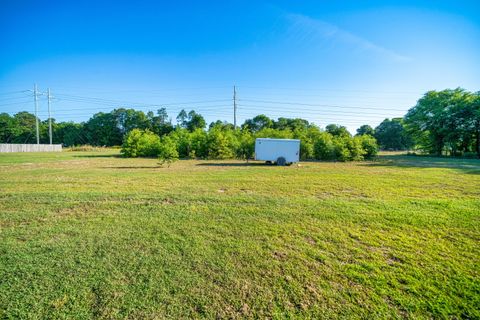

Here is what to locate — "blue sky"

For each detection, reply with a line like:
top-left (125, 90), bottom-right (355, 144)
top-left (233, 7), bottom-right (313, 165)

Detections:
top-left (1, 0), bottom-right (479, 132)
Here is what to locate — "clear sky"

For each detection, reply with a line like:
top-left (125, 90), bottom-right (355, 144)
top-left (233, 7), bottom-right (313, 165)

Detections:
top-left (1, 0), bottom-right (479, 133)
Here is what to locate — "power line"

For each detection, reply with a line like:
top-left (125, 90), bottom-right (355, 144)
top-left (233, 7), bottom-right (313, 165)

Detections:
top-left (54, 93), bottom-right (232, 108)
top-left (240, 105), bottom-right (403, 118)
top-left (239, 98), bottom-right (408, 112)
top-left (0, 99), bottom-right (33, 107)
top-left (237, 104), bottom-right (402, 117)
top-left (0, 93), bottom-right (32, 102)
top-left (0, 90), bottom-right (27, 96)
top-left (237, 85), bottom-right (425, 95)
top-left (27, 104), bottom-right (232, 115)
top-left (46, 85), bottom-right (232, 93)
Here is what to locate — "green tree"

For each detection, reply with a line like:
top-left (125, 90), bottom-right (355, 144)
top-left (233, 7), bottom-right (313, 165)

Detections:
top-left (0, 113), bottom-right (17, 143)
top-left (242, 114), bottom-right (274, 132)
top-left (190, 128), bottom-right (208, 158)
top-left (374, 118), bottom-right (412, 150)
top-left (325, 124), bottom-right (351, 137)
top-left (121, 129), bottom-right (161, 157)
top-left (148, 108), bottom-right (174, 136)
top-left (114, 108), bottom-right (149, 135)
top-left (55, 122), bottom-right (85, 146)
top-left (186, 110), bottom-right (206, 132)
top-left (313, 132), bottom-right (335, 160)
top-left (236, 129), bottom-right (255, 160)
top-left (206, 127), bottom-right (238, 159)
top-left (293, 125), bottom-right (322, 160)
top-left (356, 125), bottom-right (375, 136)
top-left (169, 127), bottom-right (192, 158)
top-left (404, 88), bottom-right (476, 155)
top-left (11, 112), bottom-right (37, 144)
top-left (357, 134), bottom-right (378, 159)
top-left (274, 118), bottom-right (310, 131)
top-left (209, 120), bottom-right (234, 131)
top-left (255, 127), bottom-right (293, 139)
top-left (176, 109), bottom-right (188, 128)
top-left (84, 112), bottom-right (122, 146)
top-left (158, 136), bottom-right (179, 166)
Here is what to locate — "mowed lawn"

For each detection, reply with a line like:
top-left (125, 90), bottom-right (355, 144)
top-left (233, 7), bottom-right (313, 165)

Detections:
top-left (0, 151), bottom-right (479, 319)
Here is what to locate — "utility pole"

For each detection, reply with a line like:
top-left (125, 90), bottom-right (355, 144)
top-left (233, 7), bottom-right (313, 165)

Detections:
top-left (47, 88), bottom-right (52, 144)
top-left (233, 85), bottom-right (237, 129)
top-left (34, 84), bottom-right (39, 144)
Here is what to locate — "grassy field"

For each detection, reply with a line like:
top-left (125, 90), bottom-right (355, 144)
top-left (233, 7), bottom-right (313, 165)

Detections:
top-left (0, 151), bottom-right (479, 319)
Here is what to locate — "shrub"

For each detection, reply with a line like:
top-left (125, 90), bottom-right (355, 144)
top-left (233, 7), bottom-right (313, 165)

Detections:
top-left (348, 136), bottom-right (366, 161)
top-left (236, 130), bottom-right (255, 160)
top-left (206, 127), bottom-right (237, 159)
top-left (332, 136), bottom-right (351, 161)
top-left (358, 135), bottom-right (378, 159)
top-left (121, 121), bottom-right (380, 162)
top-left (314, 132), bottom-right (335, 160)
top-left (158, 136), bottom-right (179, 166)
top-left (121, 129), bottom-right (161, 157)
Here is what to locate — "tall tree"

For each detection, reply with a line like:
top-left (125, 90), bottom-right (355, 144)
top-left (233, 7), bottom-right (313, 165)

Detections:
top-left (242, 114), bottom-right (273, 132)
top-left (84, 112), bottom-right (122, 146)
top-left (374, 118), bottom-right (412, 150)
top-left (148, 108), bottom-right (173, 136)
top-left (405, 88), bottom-right (478, 156)
top-left (0, 113), bottom-right (17, 143)
top-left (356, 125), bottom-right (375, 136)
top-left (176, 109), bottom-right (188, 128)
top-left (11, 112), bottom-right (37, 144)
top-left (274, 117), bottom-right (310, 131)
top-left (55, 122), bottom-right (85, 146)
top-left (113, 108), bottom-right (149, 135)
top-left (325, 124), bottom-right (351, 137)
top-left (186, 110), bottom-right (206, 132)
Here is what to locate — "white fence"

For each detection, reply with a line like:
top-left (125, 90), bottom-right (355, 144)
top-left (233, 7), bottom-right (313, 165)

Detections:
top-left (0, 144), bottom-right (62, 153)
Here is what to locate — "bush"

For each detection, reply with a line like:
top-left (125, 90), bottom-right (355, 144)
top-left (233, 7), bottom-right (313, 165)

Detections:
top-left (358, 135), bottom-right (378, 159)
top-left (332, 136), bottom-right (351, 161)
top-left (121, 121), bottom-right (380, 162)
top-left (348, 136), bottom-right (366, 161)
top-left (121, 129), bottom-right (161, 157)
top-left (314, 132), bottom-right (335, 160)
top-left (158, 136), bottom-right (179, 166)
top-left (206, 127), bottom-right (238, 159)
top-left (236, 130), bottom-right (255, 160)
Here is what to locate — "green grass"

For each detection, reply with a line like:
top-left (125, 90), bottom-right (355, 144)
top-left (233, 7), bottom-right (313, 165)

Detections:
top-left (0, 151), bottom-right (479, 319)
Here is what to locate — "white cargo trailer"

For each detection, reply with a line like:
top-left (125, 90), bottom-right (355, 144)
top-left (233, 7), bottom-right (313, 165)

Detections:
top-left (255, 138), bottom-right (300, 165)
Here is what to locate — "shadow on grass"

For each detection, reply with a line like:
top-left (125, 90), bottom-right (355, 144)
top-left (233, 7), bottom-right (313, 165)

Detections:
top-left (101, 166), bottom-right (162, 169)
top-left (74, 154), bottom-right (122, 158)
top-left (364, 155), bottom-right (480, 174)
top-left (196, 162), bottom-right (267, 167)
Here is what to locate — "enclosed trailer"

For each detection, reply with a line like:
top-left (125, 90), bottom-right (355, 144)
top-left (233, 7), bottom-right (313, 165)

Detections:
top-left (255, 138), bottom-right (300, 165)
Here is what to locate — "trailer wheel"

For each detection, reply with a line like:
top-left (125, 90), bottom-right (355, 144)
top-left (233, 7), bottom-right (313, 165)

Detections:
top-left (276, 157), bottom-right (286, 166)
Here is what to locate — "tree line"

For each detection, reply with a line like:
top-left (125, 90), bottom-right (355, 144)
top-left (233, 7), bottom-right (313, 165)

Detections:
top-left (121, 120), bottom-right (378, 162)
top-left (1, 88), bottom-right (478, 158)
